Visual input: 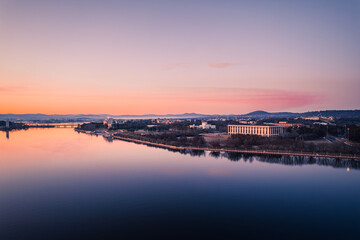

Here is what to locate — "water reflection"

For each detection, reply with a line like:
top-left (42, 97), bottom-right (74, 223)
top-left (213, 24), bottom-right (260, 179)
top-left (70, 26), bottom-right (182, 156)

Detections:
top-left (209, 151), bottom-right (221, 158)
top-left (127, 141), bottom-right (360, 170)
top-left (1, 128), bottom-right (360, 240)
top-left (102, 135), bottom-right (114, 143)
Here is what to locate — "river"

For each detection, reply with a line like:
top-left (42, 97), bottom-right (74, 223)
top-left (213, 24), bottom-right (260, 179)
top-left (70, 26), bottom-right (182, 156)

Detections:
top-left (0, 128), bottom-right (359, 239)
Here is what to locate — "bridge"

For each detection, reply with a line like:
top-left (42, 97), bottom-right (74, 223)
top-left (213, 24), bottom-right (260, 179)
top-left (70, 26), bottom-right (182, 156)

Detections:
top-left (27, 123), bottom-right (80, 128)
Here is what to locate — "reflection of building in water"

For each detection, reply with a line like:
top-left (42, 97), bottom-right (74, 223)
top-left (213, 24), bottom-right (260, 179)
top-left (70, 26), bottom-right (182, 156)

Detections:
top-left (6, 131), bottom-right (9, 139)
top-left (228, 125), bottom-right (284, 137)
top-left (102, 135), bottom-right (113, 143)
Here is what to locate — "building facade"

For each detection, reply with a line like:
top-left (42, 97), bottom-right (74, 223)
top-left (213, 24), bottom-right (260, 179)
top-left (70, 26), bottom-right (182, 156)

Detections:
top-left (267, 121), bottom-right (302, 128)
top-left (228, 125), bottom-right (284, 137)
top-left (190, 121), bottom-right (216, 130)
top-left (103, 117), bottom-right (117, 129)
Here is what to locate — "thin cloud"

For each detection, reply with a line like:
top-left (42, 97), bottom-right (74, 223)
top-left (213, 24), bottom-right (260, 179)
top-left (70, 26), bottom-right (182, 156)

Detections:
top-left (1, 87), bottom-right (327, 114)
top-left (0, 85), bottom-right (26, 92)
top-left (180, 88), bottom-right (326, 110)
top-left (162, 62), bottom-right (187, 70)
top-left (208, 62), bottom-right (236, 68)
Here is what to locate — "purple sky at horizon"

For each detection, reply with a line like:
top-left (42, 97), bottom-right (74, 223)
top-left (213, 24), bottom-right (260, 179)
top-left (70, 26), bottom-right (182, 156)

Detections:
top-left (0, 0), bottom-right (359, 114)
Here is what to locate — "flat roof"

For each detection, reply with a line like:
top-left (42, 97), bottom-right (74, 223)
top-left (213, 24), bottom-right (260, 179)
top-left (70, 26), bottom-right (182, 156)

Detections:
top-left (228, 124), bottom-right (284, 127)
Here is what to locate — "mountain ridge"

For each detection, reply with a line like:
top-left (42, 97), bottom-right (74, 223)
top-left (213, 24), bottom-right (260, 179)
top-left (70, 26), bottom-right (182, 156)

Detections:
top-left (1, 110), bottom-right (359, 121)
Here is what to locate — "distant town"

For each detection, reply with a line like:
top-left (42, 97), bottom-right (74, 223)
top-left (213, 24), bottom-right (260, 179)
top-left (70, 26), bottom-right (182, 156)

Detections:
top-left (2, 110), bottom-right (360, 158)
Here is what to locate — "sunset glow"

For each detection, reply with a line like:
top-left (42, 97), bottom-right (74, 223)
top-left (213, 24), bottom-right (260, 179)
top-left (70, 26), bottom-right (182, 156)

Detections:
top-left (1, 0), bottom-right (359, 114)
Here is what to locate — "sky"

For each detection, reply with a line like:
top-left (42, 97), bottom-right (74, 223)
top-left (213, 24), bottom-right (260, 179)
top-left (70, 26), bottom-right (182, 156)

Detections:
top-left (0, 0), bottom-right (359, 115)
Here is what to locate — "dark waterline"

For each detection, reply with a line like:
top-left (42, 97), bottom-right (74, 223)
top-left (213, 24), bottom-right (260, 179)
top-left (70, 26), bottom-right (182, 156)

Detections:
top-left (0, 129), bottom-right (359, 239)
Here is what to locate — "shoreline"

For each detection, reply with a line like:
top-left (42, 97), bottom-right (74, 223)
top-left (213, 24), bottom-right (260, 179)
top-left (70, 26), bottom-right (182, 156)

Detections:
top-left (112, 135), bottom-right (360, 160)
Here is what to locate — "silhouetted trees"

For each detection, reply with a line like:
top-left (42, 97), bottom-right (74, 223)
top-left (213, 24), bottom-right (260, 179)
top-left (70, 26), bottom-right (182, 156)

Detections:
top-left (221, 134), bottom-right (360, 154)
top-left (349, 125), bottom-right (360, 142)
top-left (76, 122), bottom-right (106, 131)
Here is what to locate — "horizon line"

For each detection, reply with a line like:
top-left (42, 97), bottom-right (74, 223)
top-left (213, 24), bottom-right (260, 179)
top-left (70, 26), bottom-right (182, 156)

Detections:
top-left (1, 109), bottom-right (360, 116)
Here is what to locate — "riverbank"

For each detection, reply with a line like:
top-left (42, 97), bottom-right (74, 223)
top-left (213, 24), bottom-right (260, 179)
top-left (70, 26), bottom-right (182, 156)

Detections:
top-left (113, 135), bottom-right (360, 160)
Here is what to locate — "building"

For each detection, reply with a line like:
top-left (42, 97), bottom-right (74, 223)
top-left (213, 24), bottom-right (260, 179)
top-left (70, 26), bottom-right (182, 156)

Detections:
top-left (103, 117), bottom-right (117, 129)
top-left (228, 125), bottom-right (284, 137)
top-left (190, 121), bottom-right (216, 130)
top-left (5, 120), bottom-right (9, 129)
top-left (238, 119), bottom-right (256, 125)
top-left (303, 116), bottom-right (320, 121)
top-left (268, 121), bottom-right (302, 128)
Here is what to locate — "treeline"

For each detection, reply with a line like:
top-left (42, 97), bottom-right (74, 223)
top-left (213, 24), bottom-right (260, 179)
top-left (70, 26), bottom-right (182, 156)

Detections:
top-left (76, 122), bottom-right (105, 131)
top-left (295, 125), bottom-right (327, 139)
top-left (115, 120), bottom-right (153, 131)
top-left (0, 121), bottom-right (27, 130)
top-left (114, 132), bottom-right (207, 148)
top-left (223, 134), bottom-right (360, 154)
top-left (349, 125), bottom-right (360, 142)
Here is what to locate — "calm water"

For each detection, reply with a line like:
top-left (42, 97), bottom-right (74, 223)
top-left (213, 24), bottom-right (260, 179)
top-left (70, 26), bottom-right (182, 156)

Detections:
top-left (1, 128), bottom-right (359, 239)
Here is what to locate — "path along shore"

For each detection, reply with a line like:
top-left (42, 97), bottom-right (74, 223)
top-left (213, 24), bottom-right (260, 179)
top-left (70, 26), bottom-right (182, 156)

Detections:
top-left (112, 135), bottom-right (360, 160)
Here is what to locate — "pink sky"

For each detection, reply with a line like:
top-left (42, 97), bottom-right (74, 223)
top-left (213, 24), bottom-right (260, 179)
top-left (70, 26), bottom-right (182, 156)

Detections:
top-left (0, 0), bottom-right (359, 114)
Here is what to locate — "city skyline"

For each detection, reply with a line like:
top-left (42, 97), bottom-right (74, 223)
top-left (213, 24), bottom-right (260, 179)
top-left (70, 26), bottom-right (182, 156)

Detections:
top-left (1, 0), bottom-right (360, 114)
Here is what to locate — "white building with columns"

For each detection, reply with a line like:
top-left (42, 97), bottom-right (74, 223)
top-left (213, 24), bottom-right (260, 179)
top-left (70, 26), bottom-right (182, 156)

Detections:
top-left (228, 125), bottom-right (284, 137)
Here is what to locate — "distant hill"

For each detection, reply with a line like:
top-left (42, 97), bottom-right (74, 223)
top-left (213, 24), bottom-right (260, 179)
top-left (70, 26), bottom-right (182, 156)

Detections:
top-left (239, 110), bottom-right (360, 119)
top-left (0, 113), bottom-right (210, 121)
top-left (240, 111), bottom-right (300, 118)
top-left (301, 110), bottom-right (360, 118)
top-left (1, 110), bottom-right (359, 121)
